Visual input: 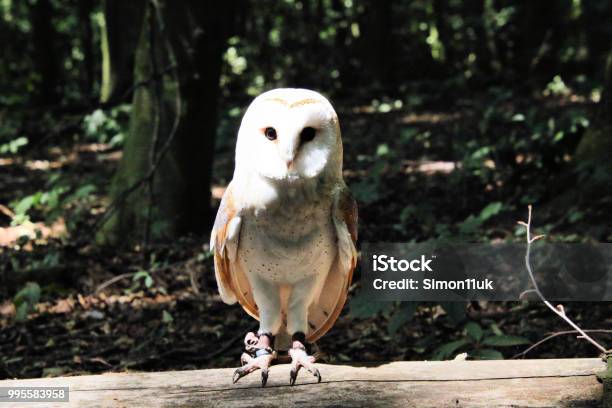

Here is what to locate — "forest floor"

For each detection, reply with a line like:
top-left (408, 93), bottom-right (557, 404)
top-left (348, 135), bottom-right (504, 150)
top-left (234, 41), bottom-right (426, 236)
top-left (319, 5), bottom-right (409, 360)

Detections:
top-left (0, 88), bottom-right (610, 379)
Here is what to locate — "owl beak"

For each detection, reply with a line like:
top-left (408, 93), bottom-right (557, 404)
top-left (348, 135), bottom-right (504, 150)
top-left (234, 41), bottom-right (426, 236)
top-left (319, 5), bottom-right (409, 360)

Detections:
top-left (280, 135), bottom-right (299, 170)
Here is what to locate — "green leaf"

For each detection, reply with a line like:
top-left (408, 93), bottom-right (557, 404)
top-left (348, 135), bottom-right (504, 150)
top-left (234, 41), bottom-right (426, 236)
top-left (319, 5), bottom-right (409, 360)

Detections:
top-left (133, 271), bottom-right (150, 281)
top-left (470, 349), bottom-right (503, 360)
top-left (482, 335), bottom-right (530, 347)
top-left (162, 310), bottom-right (173, 323)
top-left (64, 184), bottom-right (97, 204)
top-left (464, 322), bottom-right (483, 342)
top-left (479, 202), bottom-right (503, 221)
top-left (14, 195), bottom-right (35, 215)
top-left (376, 144), bottom-right (390, 156)
top-left (388, 302), bottom-right (418, 335)
top-left (14, 302), bottom-right (29, 322)
top-left (0, 136), bottom-right (28, 154)
top-left (458, 215), bottom-right (482, 236)
top-left (14, 282), bottom-right (41, 306)
top-left (431, 338), bottom-right (470, 360)
top-left (490, 323), bottom-right (503, 336)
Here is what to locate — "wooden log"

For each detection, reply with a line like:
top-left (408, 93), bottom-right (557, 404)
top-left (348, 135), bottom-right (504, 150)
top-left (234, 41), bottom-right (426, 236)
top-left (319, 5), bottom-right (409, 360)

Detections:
top-left (0, 358), bottom-right (605, 407)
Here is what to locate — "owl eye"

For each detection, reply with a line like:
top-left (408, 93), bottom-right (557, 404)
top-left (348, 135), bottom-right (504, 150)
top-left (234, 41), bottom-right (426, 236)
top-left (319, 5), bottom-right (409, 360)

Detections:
top-left (300, 127), bottom-right (316, 143)
top-left (264, 127), bottom-right (277, 141)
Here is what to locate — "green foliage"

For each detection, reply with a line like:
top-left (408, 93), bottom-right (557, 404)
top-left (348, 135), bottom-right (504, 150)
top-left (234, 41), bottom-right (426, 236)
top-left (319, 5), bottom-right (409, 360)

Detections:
top-left (83, 105), bottom-right (131, 147)
top-left (132, 270), bottom-right (154, 289)
top-left (162, 310), bottom-right (173, 324)
top-left (431, 338), bottom-right (471, 360)
top-left (464, 321), bottom-right (483, 342)
top-left (13, 282), bottom-right (41, 322)
top-left (457, 202), bottom-right (503, 238)
top-left (543, 75), bottom-right (571, 97)
top-left (431, 321), bottom-right (530, 360)
top-left (9, 179), bottom-right (96, 229)
top-left (0, 136), bottom-right (28, 154)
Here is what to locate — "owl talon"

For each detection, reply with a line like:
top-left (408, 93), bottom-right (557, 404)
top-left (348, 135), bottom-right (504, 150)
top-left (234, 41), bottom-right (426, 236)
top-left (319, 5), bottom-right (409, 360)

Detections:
top-left (313, 367), bottom-right (322, 383)
top-left (233, 368), bottom-right (244, 384)
top-left (261, 368), bottom-right (269, 387)
top-left (288, 334), bottom-right (321, 385)
top-left (232, 332), bottom-right (275, 386)
top-left (289, 368), bottom-right (297, 386)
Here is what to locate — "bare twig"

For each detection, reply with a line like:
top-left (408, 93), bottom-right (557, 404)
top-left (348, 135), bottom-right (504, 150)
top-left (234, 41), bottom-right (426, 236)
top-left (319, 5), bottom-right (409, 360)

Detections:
top-left (94, 273), bottom-right (134, 294)
top-left (512, 330), bottom-right (612, 359)
top-left (519, 205), bottom-right (609, 355)
top-left (0, 204), bottom-right (15, 218)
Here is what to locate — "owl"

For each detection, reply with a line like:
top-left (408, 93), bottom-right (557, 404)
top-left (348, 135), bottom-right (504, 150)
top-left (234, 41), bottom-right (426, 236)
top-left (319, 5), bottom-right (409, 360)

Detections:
top-left (210, 88), bottom-right (357, 387)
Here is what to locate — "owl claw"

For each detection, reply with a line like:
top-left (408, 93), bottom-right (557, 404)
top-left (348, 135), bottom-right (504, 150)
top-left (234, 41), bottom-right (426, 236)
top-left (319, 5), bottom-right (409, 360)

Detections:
top-left (313, 367), bottom-right (322, 383)
top-left (261, 368), bottom-right (269, 387)
top-left (289, 368), bottom-right (297, 386)
top-left (288, 337), bottom-right (321, 385)
top-left (232, 368), bottom-right (244, 384)
top-left (232, 332), bottom-right (275, 386)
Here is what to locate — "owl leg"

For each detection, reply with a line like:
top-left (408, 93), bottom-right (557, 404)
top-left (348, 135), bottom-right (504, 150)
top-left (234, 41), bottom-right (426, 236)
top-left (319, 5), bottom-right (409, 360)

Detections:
top-left (233, 275), bottom-right (281, 387)
top-left (287, 275), bottom-right (322, 385)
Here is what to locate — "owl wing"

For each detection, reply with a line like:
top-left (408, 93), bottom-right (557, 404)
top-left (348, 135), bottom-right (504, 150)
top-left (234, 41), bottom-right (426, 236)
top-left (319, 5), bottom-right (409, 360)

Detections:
top-left (210, 182), bottom-right (260, 319)
top-left (306, 184), bottom-right (358, 342)
top-left (332, 184), bottom-right (358, 271)
top-left (210, 182), bottom-right (242, 305)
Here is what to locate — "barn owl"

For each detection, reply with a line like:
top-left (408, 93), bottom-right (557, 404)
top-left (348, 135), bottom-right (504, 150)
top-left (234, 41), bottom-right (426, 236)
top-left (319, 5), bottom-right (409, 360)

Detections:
top-left (210, 88), bottom-right (357, 387)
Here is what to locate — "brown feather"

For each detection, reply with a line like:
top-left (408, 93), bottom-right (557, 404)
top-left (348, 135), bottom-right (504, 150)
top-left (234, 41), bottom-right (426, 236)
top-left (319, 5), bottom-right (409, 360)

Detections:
top-left (305, 187), bottom-right (358, 343)
top-left (211, 184), bottom-right (238, 303)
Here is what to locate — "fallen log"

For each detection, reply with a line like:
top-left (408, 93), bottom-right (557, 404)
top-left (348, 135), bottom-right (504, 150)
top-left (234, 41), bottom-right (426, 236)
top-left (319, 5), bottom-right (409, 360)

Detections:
top-left (0, 358), bottom-right (606, 407)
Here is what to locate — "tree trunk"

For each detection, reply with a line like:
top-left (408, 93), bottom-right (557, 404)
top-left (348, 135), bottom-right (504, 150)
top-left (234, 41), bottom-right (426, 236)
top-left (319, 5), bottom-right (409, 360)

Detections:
top-left (78, 0), bottom-right (95, 100)
top-left (97, 0), bottom-right (233, 246)
top-left (358, 0), bottom-right (393, 90)
top-left (30, 0), bottom-right (60, 106)
top-left (575, 52), bottom-right (612, 166)
top-left (99, 0), bottom-right (147, 104)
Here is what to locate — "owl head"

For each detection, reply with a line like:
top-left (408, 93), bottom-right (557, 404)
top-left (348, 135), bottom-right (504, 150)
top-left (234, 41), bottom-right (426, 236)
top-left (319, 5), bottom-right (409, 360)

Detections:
top-left (234, 88), bottom-right (342, 182)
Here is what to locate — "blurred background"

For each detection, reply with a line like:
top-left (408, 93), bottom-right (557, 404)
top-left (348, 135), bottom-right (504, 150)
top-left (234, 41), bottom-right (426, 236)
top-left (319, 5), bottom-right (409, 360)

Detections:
top-left (0, 0), bottom-right (611, 378)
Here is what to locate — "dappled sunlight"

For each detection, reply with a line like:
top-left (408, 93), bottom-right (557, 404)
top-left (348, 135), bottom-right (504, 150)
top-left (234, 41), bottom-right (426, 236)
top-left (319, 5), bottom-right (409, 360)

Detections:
top-left (0, 218), bottom-right (66, 247)
top-left (402, 160), bottom-right (457, 175)
top-left (399, 112), bottom-right (462, 125)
